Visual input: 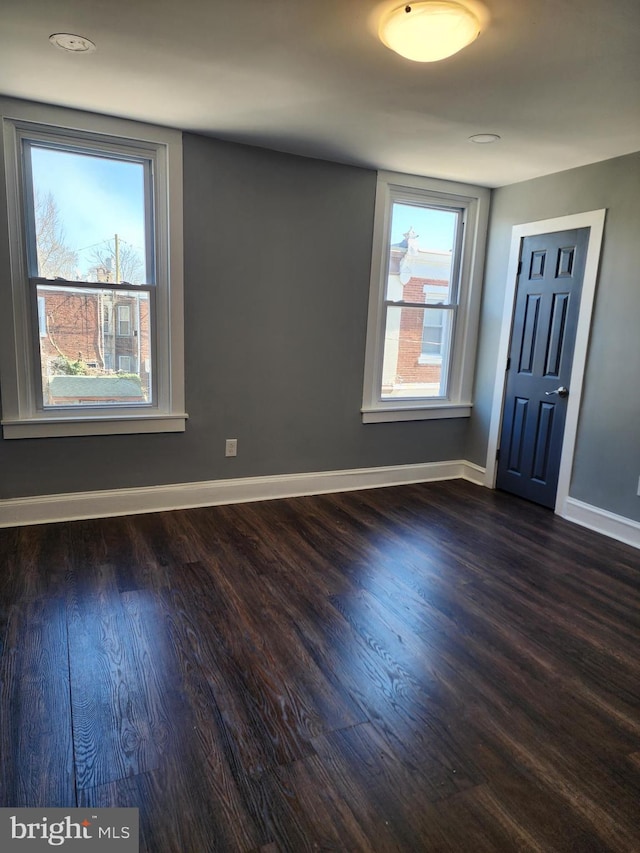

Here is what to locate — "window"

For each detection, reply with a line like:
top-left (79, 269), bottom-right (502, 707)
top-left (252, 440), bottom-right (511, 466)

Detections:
top-left (362, 172), bottom-right (489, 422)
top-left (421, 306), bottom-right (445, 360)
top-left (0, 101), bottom-right (186, 438)
top-left (117, 304), bottom-right (132, 337)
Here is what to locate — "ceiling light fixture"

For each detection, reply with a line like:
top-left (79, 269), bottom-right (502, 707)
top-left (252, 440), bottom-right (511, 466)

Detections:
top-left (49, 33), bottom-right (97, 53)
top-left (378, 1), bottom-right (486, 62)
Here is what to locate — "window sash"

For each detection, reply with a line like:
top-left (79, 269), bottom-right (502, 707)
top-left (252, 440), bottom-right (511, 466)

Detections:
top-left (381, 303), bottom-right (456, 401)
top-left (385, 202), bottom-right (464, 304)
top-left (21, 136), bottom-right (156, 286)
top-left (29, 278), bottom-right (157, 411)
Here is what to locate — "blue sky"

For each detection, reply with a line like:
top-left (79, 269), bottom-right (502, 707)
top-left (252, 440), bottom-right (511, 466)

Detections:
top-left (30, 146), bottom-right (456, 278)
top-left (30, 146), bottom-right (146, 278)
top-left (390, 202), bottom-right (457, 252)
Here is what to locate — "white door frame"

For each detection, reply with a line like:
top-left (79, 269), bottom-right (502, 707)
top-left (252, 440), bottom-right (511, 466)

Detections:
top-left (484, 209), bottom-right (606, 516)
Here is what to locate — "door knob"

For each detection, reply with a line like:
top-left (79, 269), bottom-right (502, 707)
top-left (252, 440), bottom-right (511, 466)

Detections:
top-left (545, 386), bottom-right (569, 397)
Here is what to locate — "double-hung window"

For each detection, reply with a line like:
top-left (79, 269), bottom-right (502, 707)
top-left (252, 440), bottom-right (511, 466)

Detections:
top-left (362, 172), bottom-right (489, 422)
top-left (116, 305), bottom-right (132, 338)
top-left (0, 100), bottom-right (185, 438)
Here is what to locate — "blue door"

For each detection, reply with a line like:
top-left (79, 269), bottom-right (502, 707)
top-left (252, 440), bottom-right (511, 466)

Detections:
top-left (496, 228), bottom-right (589, 508)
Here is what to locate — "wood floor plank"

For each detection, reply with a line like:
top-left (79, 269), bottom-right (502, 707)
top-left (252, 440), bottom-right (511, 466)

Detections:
top-left (76, 584), bottom-right (265, 851)
top-left (66, 602), bottom-right (147, 788)
top-left (165, 578), bottom-right (295, 777)
top-left (471, 771), bottom-right (628, 853)
top-left (467, 702), bottom-right (640, 852)
top-left (163, 553), bottom-right (368, 810)
top-left (79, 765), bottom-right (259, 853)
top-left (244, 751), bottom-right (390, 852)
top-left (0, 596), bottom-right (75, 807)
top-left (0, 527), bottom-right (20, 663)
top-left (310, 723), bottom-right (518, 852)
top-left (67, 585), bottom-right (176, 789)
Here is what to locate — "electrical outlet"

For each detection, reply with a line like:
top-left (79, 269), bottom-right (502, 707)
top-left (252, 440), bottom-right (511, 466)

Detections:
top-left (225, 438), bottom-right (238, 457)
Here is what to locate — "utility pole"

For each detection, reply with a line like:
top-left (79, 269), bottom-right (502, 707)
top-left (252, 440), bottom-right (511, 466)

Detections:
top-left (114, 233), bottom-right (121, 283)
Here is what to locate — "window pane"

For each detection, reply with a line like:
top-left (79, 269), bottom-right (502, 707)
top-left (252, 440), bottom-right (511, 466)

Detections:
top-left (28, 145), bottom-right (149, 283)
top-left (381, 306), bottom-right (453, 399)
top-left (386, 203), bottom-right (458, 303)
top-left (37, 285), bottom-right (152, 407)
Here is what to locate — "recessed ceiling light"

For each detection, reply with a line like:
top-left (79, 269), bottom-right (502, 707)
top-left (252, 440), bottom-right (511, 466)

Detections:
top-left (49, 33), bottom-right (97, 53)
top-left (469, 133), bottom-right (501, 144)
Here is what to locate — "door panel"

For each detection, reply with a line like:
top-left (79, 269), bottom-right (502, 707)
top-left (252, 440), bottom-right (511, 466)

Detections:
top-left (545, 293), bottom-right (569, 376)
top-left (496, 228), bottom-right (589, 508)
top-left (518, 294), bottom-right (540, 373)
top-left (531, 400), bottom-right (554, 482)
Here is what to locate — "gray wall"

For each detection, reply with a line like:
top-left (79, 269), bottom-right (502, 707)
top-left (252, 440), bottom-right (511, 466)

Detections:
top-left (470, 151), bottom-right (640, 522)
top-left (0, 133), bottom-right (468, 500)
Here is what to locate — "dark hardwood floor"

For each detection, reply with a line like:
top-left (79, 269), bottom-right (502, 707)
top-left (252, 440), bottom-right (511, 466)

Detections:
top-left (1, 479), bottom-right (639, 851)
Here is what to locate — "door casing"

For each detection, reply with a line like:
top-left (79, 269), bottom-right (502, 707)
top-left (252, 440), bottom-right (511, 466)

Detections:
top-left (485, 210), bottom-right (606, 515)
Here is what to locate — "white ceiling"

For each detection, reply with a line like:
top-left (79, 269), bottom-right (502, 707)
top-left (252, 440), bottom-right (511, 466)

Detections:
top-left (1, 0), bottom-right (639, 187)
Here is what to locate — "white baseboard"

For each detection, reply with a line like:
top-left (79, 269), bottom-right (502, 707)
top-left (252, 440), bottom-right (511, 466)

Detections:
top-left (0, 459), bottom-right (486, 528)
top-left (459, 461), bottom-right (486, 486)
top-left (561, 497), bottom-right (640, 550)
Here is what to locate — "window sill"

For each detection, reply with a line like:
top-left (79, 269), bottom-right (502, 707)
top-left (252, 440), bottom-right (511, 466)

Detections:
top-left (2, 412), bottom-right (188, 439)
top-left (361, 404), bottom-right (472, 423)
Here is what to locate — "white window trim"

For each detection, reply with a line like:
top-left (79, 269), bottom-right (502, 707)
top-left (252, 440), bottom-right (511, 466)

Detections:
top-left (0, 98), bottom-right (186, 438)
top-left (361, 171), bottom-right (490, 423)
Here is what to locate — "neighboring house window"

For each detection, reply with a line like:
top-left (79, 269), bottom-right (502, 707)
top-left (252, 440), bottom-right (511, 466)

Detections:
top-left (421, 306), bottom-right (445, 359)
top-left (117, 304), bottom-right (132, 337)
top-left (362, 172), bottom-right (490, 422)
top-left (118, 355), bottom-right (132, 373)
top-left (0, 100), bottom-right (186, 438)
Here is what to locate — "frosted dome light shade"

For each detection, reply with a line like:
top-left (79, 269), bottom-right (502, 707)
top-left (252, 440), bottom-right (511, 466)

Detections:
top-left (379, 2), bottom-right (481, 62)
